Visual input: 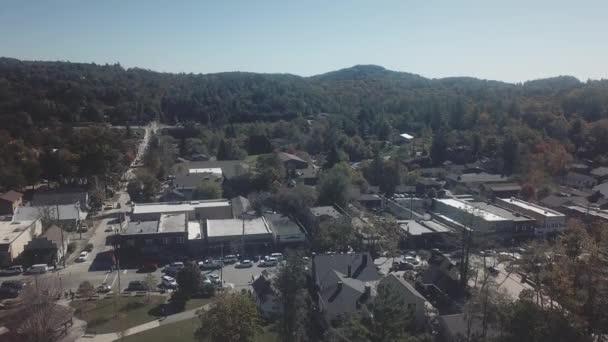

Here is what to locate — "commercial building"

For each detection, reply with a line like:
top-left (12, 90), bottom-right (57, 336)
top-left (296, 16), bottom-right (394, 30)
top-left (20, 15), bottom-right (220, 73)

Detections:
top-left (398, 219), bottom-right (456, 248)
top-left (0, 219), bottom-right (42, 266)
top-left (22, 225), bottom-right (69, 266)
top-left (32, 189), bottom-right (89, 211)
top-left (264, 213), bottom-right (306, 246)
top-left (562, 205), bottom-right (608, 223)
top-left (495, 197), bottom-right (566, 235)
top-left (131, 199), bottom-right (232, 221)
top-left (433, 198), bottom-right (512, 234)
top-left (116, 213), bottom-right (189, 256)
top-left (205, 217), bottom-right (273, 254)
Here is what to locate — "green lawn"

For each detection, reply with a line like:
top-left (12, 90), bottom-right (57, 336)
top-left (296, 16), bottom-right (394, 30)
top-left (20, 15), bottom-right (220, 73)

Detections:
top-left (122, 318), bottom-right (279, 342)
top-left (71, 295), bottom-right (166, 334)
top-left (71, 296), bottom-right (215, 334)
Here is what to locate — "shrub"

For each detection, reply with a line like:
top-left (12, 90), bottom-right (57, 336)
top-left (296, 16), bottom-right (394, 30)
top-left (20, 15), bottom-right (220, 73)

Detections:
top-left (67, 242), bottom-right (77, 254)
top-left (85, 243), bottom-right (94, 252)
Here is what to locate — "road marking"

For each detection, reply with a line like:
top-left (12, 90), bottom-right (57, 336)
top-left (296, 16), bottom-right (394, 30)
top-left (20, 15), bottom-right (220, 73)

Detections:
top-left (103, 273), bottom-right (110, 283)
top-left (110, 273), bottom-right (118, 287)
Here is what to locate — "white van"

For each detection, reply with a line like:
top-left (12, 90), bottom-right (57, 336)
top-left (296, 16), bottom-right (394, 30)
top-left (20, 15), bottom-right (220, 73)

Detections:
top-left (161, 275), bottom-right (177, 288)
top-left (270, 253), bottom-right (283, 260)
top-left (28, 264), bottom-right (48, 274)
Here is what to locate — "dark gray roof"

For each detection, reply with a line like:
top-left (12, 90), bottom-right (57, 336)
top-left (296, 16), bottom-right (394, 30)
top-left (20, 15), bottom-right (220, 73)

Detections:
top-left (358, 194), bottom-right (383, 202)
top-left (447, 172), bottom-right (509, 184)
top-left (32, 190), bottom-right (87, 207)
top-left (264, 213), bottom-right (303, 236)
top-left (593, 182), bottom-right (608, 197)
top-left (541, 194), bottom-right (589, 208)
top-left (591, 167), bottom-right (608, 178)
top-left (484, 183), bottom-right (522, 192)
top-left (13, 205), bottom-right (83, 221)
top-left (314, 253), bottom-right (380, 318)
top-left (278, 152), bottom-right (308, 165)
top-left (125, 220), bottom-right (159, 234)
top-left (297, 166), bottom-right (319, 179)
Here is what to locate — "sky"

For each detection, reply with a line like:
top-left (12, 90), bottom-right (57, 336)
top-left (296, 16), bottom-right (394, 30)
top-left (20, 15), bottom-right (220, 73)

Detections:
top-left (1, 0), bottom-right (607, 83)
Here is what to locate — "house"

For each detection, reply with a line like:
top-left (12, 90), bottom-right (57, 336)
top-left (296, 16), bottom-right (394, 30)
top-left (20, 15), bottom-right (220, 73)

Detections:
top-left (22, 225), bottom-right (69, 266)
top-left (295, 166), bottom-right (319, 186)
top-left (445, 172), bottom-right (510, 190)
top-left (378, 274), bottom-right (430, 329)
top-left (306, 206), bottom-right (346, 232)
top-left (32, 189), bottom-right (89, 211)
top-left (420, 252), bottom-right (460, 299)
top-left (251, 270), bottom-right (280, 318)
top-left (13, 204), bottom-right (87, 230)
top-left (312, 253), bottom-right (381, 321)
top-left (356, 194), bottom-right (385, 210)
top-left (278, 152), bottom-right (309, 172)
top-left (590, 167), bottom-right (608, 182)
top-left (0, 219), bottom-right (42, 267)
top-left (264, 213), bottom-right (306, 247)
top-left (559, 172), bottom-right (597, 189)
top-left (0, 191), bottom-right (23, 215)
top-left (592, 182), bottom-right (608, 198)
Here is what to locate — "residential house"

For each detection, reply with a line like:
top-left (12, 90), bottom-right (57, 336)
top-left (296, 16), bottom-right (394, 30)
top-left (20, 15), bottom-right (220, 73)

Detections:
top-left (13, 204), bottom-right (86, 230)
top-left (172, 160), bottom-right (249, 200)
top-left (592, 182), bottom-right (608, 198)
top-left (356, 194), bottom-right (385, 210)
top-left (312, 253), bottom-right (381, 321)
top-left (278, 152), bottom-right (309, 173)
top-left (559, 172), bottom-right (597, 189)
top-left (416, 178), bottom-right (443, 196)
top-left (0, 191), bottom-right (23, 215)
top-left (295, 166), bottom-right (319, 186)
top-left (0, 219), bottom-right (42, 266)
top-left (419, 252), bottom-right (460, 299)
top-left (251, 270), bottom-right (280, 318)
top-left (590, 167), bottom-right (608, 182)
top-left (22, 225), bottom-right (69, 266)
top-left (378, 274), bottom-right (432, 329)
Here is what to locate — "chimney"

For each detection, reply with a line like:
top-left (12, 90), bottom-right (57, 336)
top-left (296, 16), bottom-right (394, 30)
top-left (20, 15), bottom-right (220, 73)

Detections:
top-left (347, 265), bottom-right (352, 278)
top-left (337, 281), bottom-right (343, 290)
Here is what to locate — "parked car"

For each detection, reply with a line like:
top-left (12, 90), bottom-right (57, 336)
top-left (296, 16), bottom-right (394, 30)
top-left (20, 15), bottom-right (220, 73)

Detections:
top-left (78, 224), bottom-right (88, 232)
top-left (97, 283), bottom-right (112, 293)
top-left (270, 253), bottom-right (283, 260)
top-left (104, 203), bottom-right (114, 210)
top-left (139, 262), bottom-right (158, 273)
top-left (1, 280), bottom-right (26, 292)
top-left (0, 287), bottom-right (19, 299)
top-left (235, 260), bottom-right (253, 268)
top-left (0, 265), bottom-right (23, 276)
top-left (27, 264), bottom-right (48, 274)
top-left (393, 261), bottom-right (414, 271)
top-left (223, 255), bottom-right (238, 264)
top-left (260, 257), bottom-right (278, 267)
top-left (105, 225), bottom-right (115, 232)
top-left (77, 251), bottom-right (89, 262)
top-left (199, 259), bottom-right (222, 269)
top-left (208, 274), bottom-right (221, 284)
top-left (161, 275), bottom-right (177, 288)
top-left (126, 281), bottom-right (149, 292)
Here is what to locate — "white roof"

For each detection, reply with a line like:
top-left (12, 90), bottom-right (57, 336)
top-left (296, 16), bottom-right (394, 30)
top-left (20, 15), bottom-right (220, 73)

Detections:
top-left (436, 198), bottom-right (508, 221)
top-left (498, 198), bottom-right (564, 217)
top-left (0, 220), bottom-right (37, 243)
top-left (187, 221), bottom-right (202, 240)
top-left (400, 133), bottom-right (414, 140)
top-left (206, 217), bottom-right (271, 238)
top-left (189, 168), bottom-right (223, 176)
top-left (132, 200), bottom-right (231, 215)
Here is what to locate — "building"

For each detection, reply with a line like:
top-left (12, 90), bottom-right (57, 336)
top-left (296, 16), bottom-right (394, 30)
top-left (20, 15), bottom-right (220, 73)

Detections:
top-left (416, 178), bottom-right (443, 196)
top-left (278, 152), bottom-right (309, 171)
top-left (482, 183), bottom-right (521, 199)
top-left (445, 172), bottom-right (510, 189)
top-left (433, 198), bottom-right (513, 235)
top-left (264, 213), bottom-right (306, 247)
top-left (356, 194), bottom-right (385, 210)
top-left (378, 274), bottom-right (430, 329)
top-left (22, 225), bottom-right (69, 266)
top-left (117, 213), bottom-right (189, 255)
top-left (295, 166), bottom-right (320, 186)
top-left (251, 270), bottom-right (280, 318)
top-left (0, 219), bottom-right (42, 266)
top-left (420, 252), bottom-right (460, 299)
top-left (398, 219), bottom-right (456, 248)
top-left (0, 191), bottom-right (23, 215)
top-left (562, 205), bottom-right (608, 223)
top-left (205, 217), bottom-right (273, 254)
top-left (172, 160), bottom-right (249, 199)
top-left (32, 189), bottom-right (89, 211)
top-left (559, 172), bottom-right (598, 189)
top-left (592, 182), bottom-right (608, 198)
top-left (495, 197), bottom-right (566, 236)
top-left (131, 199), bottom-right (232, 221)
top-left (590, 166), bottom-right (608, 182)
top-left (13, 204), bottom-right (87, 230)
top-left (312, 253), bottom-right (380, 321)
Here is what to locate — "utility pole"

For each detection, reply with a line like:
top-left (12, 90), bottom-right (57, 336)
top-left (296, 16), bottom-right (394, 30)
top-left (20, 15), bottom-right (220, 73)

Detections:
top-left (75, 201), bottom-right (81, 240)
top-left (56, 203), bottom-right (66, 268)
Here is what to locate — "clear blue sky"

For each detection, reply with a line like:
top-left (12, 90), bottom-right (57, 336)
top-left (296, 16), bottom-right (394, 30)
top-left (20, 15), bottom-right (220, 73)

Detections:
top-left (1, 0), bottom-right (607, 82)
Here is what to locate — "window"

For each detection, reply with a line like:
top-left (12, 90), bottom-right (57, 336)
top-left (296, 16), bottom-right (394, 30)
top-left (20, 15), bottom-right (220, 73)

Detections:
top-left (162, 237), bottom-right (170, 245)
top-left (145, 239), bottom-right (153, 245)
top-left (176, 236), bottom-right (185, 244)
top-left (126, 239), bottom-right (135, 247)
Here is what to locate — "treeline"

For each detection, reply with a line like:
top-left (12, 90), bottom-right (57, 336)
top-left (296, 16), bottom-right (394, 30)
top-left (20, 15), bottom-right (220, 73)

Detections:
top-left (2, 58), bottom-right (608, 190)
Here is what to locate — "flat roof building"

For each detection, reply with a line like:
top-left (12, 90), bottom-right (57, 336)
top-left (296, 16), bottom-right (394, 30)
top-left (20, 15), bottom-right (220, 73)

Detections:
top-left (131, 200), bottom-right (232, 221)
top-left (264, 213), bottom-right (306, 245)
top-left (0, 219), bottom-right (42, 266)
top-left (205, 217), bottom-right (273, 247)
top-left (496, 197), bottom-right (566, 235)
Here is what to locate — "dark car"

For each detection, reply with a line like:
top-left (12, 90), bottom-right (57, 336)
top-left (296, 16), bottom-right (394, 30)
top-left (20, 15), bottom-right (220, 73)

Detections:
top-left (138, 262), bottom-right (158, 273)
top-left (1, 280), bottom-right (26, 292)
top-left (0, 287), bottom-right (19, 299)
top-left (126, 281), bottom-right (149, 292)
top-left (0, 265), bottom-right (23, 276)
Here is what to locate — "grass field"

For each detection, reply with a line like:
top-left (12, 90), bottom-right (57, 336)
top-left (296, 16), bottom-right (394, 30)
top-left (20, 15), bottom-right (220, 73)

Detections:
top-left (71, 295), bottom-right (213, 334)
top-left (71, 295), bottom-right (166, 334)
top-left (122, 318), bottom-right (279, 342)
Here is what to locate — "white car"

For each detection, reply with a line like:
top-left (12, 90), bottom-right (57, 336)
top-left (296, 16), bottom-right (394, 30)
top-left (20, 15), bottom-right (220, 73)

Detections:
top-left (235, 260), bottom-right (253, 268)
top-left (161, 275), bottom-right (177, 288)
top-left (105, 225), bottom-right (115, 232)
top-left (260, 257), bottom-right (278, 267)
top-left (77, 251), bottom-right (89, 262)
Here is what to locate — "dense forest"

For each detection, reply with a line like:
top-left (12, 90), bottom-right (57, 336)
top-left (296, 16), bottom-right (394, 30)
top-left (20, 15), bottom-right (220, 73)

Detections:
top-left (1, 57), bottom-right (608, 191)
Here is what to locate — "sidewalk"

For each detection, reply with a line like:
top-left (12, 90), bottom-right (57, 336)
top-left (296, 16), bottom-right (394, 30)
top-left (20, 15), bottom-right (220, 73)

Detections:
top-left (75, 303), bottom-right (211, 342)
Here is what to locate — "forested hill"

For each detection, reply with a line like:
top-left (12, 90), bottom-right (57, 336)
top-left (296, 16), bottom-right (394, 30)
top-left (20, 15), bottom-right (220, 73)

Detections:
top-left (1, 57), bottom-right (607, 131)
